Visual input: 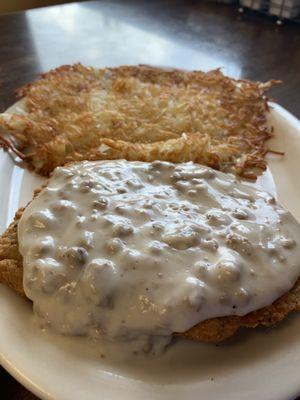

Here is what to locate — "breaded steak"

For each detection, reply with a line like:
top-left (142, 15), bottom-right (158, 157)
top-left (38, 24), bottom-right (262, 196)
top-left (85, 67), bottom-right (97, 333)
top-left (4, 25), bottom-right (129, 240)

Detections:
top-left (1, 206), bottom-right (300, 343)
top-left (0, 64), bottom-right (278, 179)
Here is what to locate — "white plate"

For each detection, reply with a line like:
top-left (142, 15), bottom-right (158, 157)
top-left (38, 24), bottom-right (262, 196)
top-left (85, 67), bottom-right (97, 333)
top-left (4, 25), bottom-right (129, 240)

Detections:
top-left (0, 103), bottom-right (300, 400)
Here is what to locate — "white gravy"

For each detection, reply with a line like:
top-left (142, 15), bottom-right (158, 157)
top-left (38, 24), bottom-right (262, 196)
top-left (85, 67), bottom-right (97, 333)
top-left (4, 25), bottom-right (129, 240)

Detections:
top-left (18, 160), bottom-right (300, 353)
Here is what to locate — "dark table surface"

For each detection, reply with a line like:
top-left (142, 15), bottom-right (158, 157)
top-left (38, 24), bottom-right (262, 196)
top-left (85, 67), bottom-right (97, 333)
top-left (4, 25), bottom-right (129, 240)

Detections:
top-left (0, 0), bottom-right (299, 398)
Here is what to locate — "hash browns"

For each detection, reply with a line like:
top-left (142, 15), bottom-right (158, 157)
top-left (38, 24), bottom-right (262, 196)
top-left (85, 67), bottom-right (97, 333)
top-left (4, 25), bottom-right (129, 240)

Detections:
top-left (0, 64), bottom-right (279, 179)
top-left (1, 205), bottom-right (300, 342)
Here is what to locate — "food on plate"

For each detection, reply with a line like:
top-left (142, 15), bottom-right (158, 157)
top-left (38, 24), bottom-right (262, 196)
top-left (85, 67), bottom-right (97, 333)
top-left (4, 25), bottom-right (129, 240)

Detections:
top-left (1, 160), bottom-right (300, 347)
top-left (0, 64), bottom-right (278, 179)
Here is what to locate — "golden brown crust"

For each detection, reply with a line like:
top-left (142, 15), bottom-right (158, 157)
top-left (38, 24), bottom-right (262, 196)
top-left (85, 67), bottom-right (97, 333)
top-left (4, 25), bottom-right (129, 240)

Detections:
top-left (179, 276), bottom-right (300, 342)
top-left (0, 209), bottom-right (25, 297)
top-left (0, 188), bottom-right (43, 297)
top-left (1, 204), bottom-right (300, 342)
top-left (0, 63), bottom-right (279, 179)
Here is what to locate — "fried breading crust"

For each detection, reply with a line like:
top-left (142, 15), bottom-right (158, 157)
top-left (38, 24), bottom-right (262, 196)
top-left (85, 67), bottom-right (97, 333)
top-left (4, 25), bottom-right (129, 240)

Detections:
top-left (0, 209), bottom-right (24, 297)
top-left (0, 64), bottom-right (279, 179)
top-left (1, 206), bottom-right (300, 342)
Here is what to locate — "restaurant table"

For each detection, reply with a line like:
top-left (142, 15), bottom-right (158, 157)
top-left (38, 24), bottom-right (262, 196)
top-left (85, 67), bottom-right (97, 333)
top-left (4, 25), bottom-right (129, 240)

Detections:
top-left (0, 0), bottom-right (299, 398)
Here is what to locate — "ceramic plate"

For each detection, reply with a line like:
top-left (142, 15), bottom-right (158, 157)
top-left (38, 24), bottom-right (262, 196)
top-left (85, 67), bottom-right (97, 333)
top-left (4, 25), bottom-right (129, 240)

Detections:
top-left (0, 102), bottom-right (300, 400)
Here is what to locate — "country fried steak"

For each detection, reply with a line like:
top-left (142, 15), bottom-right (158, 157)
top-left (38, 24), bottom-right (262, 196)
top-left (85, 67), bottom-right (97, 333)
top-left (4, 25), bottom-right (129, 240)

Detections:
top-left (1, 198), bottom-right (300, 343)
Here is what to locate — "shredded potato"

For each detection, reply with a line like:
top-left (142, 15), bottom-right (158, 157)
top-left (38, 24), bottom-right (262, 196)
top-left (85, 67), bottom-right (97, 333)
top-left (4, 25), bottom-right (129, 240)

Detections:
top-left (0, 64), bottom-right (279, 178)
